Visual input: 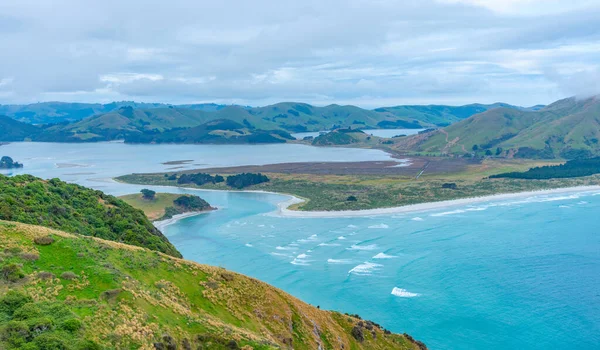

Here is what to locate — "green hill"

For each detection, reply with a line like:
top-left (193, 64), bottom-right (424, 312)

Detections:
top-left (403, 96), bottom-right (600, 159)
top-left (125, 119), bottom-right (295, 144)
top-left (374, 103), bottom-right (535, 127)
top-left (0, 102), bottom-right (225, 125)
top-left (0, 221), bottom-right (424, 349)
top-left (0, 116), bottom-right (42, 141)
top-left (312, 128), bottom-right (370, 146)
top-left (0, 174), bottom-right (180, 257)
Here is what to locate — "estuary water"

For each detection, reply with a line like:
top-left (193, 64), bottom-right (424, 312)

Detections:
top-left (1, 142), bottom-right (599, 349)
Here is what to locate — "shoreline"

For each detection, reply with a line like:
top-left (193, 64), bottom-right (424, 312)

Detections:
top-left (153, 209), bottom-right (215, 231)
top-left (272, 185), bottom-right (600, 218)
top-left (114, 177), bottom-right (600, 219)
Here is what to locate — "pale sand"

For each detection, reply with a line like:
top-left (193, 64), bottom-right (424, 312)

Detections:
top-left (153, 210), bottom-right (215, 231)
top-left (273, 185), bottom-right (600, 218)
top-left (114, 176), bottom-right (600, 220)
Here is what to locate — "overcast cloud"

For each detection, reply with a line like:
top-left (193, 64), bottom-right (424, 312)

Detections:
top-left (0, 0), bottom-right (598, 107)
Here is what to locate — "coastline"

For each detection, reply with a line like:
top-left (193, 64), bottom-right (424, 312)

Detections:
top-left (153, 210), bottom-right (214, 232)
top-left (272, 185), bottom-right (600, 218)
top-left (114, 178), bottom-right (600, 220)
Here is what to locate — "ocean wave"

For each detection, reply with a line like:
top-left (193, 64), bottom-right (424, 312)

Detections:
top-left (327, 259), bottom-right (353, 264)
top-left (276, 246), bottom-right (295, 251)
top-left (348, 262), bottom-right (383, 275)
top-left (391, 287), bottom-right (420, 298)
top-left (368, 224), bottom-right (389, 229)
top-left (347, 224), bottom-right (358, 228)
top-left (411, 217), bottom-right (424, 221)
top-left (373, 252), bottom-right (396, 259)
top-left (347, 244), bottom-right (378, 251)
top-left (245, 243), bottom-right (253, 247)
top-left (318, 243), bottom-right (341, 247)
top-left (430, 209), bottom-right (466, 217)
top-left (338, 236), bottom-right (346, 240)
top-left (291, 253), bottom-right (311, 265)
top-left (297, 234), bottom-right (319, 243)
top-left (270, 252), bottom-right (291, 257)
top-left (559, 205), bottom-right (570, 208)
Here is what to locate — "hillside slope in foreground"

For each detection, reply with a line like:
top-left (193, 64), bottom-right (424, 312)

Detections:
top-left (0, 221), bottom-right (425, 350)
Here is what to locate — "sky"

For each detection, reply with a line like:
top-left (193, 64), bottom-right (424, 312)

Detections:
top-left (0, 0), bottom-right (598, 108)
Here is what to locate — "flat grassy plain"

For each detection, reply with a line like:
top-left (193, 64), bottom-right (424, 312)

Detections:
top-left (116, 158), bottom-right (600, 211)
top-left (0, 221), bottom-right (422, 349)
top-left (119, 193), bottom-right (184, 220)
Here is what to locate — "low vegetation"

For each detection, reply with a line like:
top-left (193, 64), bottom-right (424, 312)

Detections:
top-left (117, 159), bottom-right (600, 211)
top-left (0, 174), bottom-right (180, 257)
top-left (0, 156), bottom-right (23, 169)
top-left (490, 157), bottom-right (600, 179)
top-left (0, 221), bottom-right (423, 349)
top-left (119, 193), bottom-right (214, 221)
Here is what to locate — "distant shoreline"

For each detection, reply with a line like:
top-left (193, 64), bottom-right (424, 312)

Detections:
top-left (272, 185), bottom-right (600, 218)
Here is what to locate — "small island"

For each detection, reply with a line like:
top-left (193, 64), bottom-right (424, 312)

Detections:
top-left (120, 189), bottom-right (215, 221)
top-left (0, 156), bottom-right (23, 169)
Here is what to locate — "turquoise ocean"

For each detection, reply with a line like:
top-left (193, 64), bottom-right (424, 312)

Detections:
top-left (2, 142), bottom-right (599, 349)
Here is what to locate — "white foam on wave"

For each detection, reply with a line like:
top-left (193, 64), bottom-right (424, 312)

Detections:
top-left (245, 243), bottom-right (253, 247)
top-left (318, 243), bottom-right (341, 247)
top-left (578, 201), bottom-right (588, 205)
top-left (347, 244), bottom-right (378, 251)
top-left (465, 206), bottom-right (487, 212)
top-left (258, 224), bottom-right (265, 227)
top-left (276, 246), bottom-right (295, 251)
top-left (347, 224), bottom-right (358, 228)
top-left (373, 252), bottom-right (396, 259)
top-left (430, 209), bottom-right (466, 217)
top-left (291, 253), bottom-right (311, 266)
top-left (348, 262), bottom-right (383, 275)
top-left (411, 217), bottom-right (424, 221)
top-left (297, 234), bottom-right (319, 243)
top-left (327, 259), bottom-right (353, 264)
top-left (338, 236), bottom-right (346, 240)
top-left (559, 205), bottom-right (570, 208)
top-left (368, 223), bottom-right (389, 229)
top-left (270, 252), bottom-right (291, 257)
top-left (391, 287), bottom-right (420, 298)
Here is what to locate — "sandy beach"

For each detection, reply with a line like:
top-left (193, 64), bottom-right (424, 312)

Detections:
top-left (273, 185), bottom-right (600, 218)
top-left (153, 210), bottom-right (214, 231)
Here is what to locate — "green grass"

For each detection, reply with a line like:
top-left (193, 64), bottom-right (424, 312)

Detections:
top-left (119, 193), bottom-right (184, 220)
top-left (116, 159), bottom-right (600, 211)
top-left (0, 221), bottom-right (422, 350)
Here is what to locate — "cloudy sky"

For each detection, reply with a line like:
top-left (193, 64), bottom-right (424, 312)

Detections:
top-left (0, 0), bottom-right (598, 107)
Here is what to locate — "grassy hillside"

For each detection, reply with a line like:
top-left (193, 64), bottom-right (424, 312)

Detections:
top-left (120, 192), bottom-right (214, 221)
top-left (0, 221), bottom-right (424, 349)
top-left (0, 102), bottom-right (223, 125)
top-left (402, 96), bottom-right (600, 159)
top-left (0, 174), bottom-right (180, 258)
top-left (312, 129), bottom-right (369, 146)
top-left (125, 119), bottom-right (294, 144)
top-left (374, 103), bottom-right (533, 127)
top-left (0, 116), bottom-right (42, 141)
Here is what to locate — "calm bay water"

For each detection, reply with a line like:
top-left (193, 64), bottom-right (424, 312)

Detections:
top-left (1, 142), bottom-right (599, 349)
top-left (292, 128), bottom-right (424, 139)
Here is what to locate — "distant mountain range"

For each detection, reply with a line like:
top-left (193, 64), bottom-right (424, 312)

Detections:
top-left (8, 97), bottom-right (600, 160)
top-left (400, 95), bottom-right (600, 159)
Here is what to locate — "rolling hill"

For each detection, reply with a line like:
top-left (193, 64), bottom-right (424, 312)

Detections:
top-left (0, 174), bottom-right (181, 257)
top-left (400, 95), bottom-right (600, 159)
top-left (0, 115), bottom-right (42, 141)
top-left (125, 119), bottom-right (295, 144)
top-left (375, 103), bottom-right (543, 127)
top-left (0, 101), bottom-right (227, 125)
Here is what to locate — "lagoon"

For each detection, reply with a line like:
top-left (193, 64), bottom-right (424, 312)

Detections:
top-left (1, 142), bottom-right (599, 349)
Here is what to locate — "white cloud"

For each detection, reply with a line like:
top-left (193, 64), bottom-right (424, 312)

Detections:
top-left (0, 0), bottom-right (598, 106)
